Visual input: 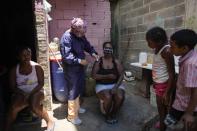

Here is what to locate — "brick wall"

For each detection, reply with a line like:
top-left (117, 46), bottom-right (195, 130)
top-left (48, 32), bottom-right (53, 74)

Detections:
top-left (185, 0), bottom-right (197, 32)
top-left (34, 0), bottom-right (197, 109)
top-left (48, 0), bottom-right (111, 59)
top-left (35, 1), bottom-right (52, 110)
top-left (111, 0), bottom-right (186, 76)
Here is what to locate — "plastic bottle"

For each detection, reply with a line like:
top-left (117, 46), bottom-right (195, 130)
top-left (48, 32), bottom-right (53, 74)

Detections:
top-left (139, 52), bottom-right (147, 65)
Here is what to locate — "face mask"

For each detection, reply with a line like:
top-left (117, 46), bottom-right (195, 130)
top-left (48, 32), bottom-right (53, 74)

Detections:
top-left (103, 47), bottom-right (113, 54)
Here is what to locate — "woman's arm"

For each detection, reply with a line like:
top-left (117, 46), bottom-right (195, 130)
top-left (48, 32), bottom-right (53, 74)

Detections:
top-left (112, 59), bottom-right (124, 89)
top-left (29, 65), bottom-right (44, 96)
top-left (9, 67), bottom-right (26, 94)
top-left (91, 60), bottom-right (116, 80)
top-left (162, 47), bottom-right (175, 92)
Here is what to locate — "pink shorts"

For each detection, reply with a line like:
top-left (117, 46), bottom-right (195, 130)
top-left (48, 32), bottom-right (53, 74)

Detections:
top-left (153, 82), bottom-right (167, 97)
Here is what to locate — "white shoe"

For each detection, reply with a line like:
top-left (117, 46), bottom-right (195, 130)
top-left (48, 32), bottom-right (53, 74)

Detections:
top-left (79, 107), bottom-right (86, 114)
top-left (67, 117), bottom-right (82, 125)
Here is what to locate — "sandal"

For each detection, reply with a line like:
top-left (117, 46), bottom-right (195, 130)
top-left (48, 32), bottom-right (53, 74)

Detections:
top-left (112, 119), bottom-right (118, 124)
top-left (106, 119), bottom-right (115, 124)
top-left (164, 114), bottom-right (177, 126)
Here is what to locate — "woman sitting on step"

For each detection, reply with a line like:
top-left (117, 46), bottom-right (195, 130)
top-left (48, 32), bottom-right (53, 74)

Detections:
top-left (91, 42), bottom-right (125, 124)
top-left (5, 45), bottom-right (55, 131)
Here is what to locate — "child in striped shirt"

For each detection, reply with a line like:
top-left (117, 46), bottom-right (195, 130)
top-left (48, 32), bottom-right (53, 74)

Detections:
top-left (167, 29), bottom-right (197, 130)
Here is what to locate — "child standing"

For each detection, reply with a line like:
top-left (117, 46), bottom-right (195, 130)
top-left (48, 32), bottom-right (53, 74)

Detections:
top-left (146, 27), bottom-right (175, 131)
top-left (167, 29), bottom-right (197, 130)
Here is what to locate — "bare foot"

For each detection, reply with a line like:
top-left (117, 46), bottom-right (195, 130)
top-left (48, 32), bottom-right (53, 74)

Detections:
top-left (47, 120), bottom-right (55, 131)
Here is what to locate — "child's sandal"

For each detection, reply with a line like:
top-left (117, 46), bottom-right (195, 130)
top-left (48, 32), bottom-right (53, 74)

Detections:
top-left (106, 119), bottom-right (114, 124)
top-left (112, 119), bottom-right (118, 124)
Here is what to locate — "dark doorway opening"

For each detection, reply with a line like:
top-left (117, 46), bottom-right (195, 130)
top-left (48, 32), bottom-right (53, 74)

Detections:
top-left (1, 0), bottom-right (37, 68)
top-left (0, 0), bottom-right (37, 127)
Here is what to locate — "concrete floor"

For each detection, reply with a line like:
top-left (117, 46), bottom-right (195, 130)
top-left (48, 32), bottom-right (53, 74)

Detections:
top-left (3, 81), bottom-right (160, 131)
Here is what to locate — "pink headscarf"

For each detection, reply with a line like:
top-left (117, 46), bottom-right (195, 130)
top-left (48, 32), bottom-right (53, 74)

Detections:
top-left (71, 17), bottom-right (87, 29)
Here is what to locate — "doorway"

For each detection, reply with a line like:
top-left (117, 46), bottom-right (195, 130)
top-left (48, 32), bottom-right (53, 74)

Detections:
top-left (0, 0), bottom-right (37, 127)
top-left (1, 0), bottom-right (37, 68)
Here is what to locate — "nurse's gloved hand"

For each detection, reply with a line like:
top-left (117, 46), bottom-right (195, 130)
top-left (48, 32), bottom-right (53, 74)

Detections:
top-left (92, 53), bottom-right (99, 61)
top-left (80, 59), bottom-right (88, 66)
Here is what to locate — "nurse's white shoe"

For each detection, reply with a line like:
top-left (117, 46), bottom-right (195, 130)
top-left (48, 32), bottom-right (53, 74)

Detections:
top-left (79, 107), bottom-right (86, 114)
top-left (67, 117), bottom-right (82, 125)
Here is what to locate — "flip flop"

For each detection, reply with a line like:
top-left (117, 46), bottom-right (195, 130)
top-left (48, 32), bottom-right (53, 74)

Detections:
top-left (112, 119), bottom-right (118, 124)
top-left (106, 119), bottom-right (115, 124)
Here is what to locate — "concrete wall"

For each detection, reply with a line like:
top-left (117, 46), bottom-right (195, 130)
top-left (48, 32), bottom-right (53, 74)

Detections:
top-left (185, 0), bottom-right (197, 50)
top-left (185, 0), bottom-right (197, 32)
top-left (33, 0), bottom-right (197, 110)
top-left (48, 0), bottom-right (111, 59)
top-left (111, 0), bottom-right (186, 72)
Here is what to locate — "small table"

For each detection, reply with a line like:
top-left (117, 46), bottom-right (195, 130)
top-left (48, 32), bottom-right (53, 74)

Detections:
top-left (130, 63), bottom-right (152, 70)
top-left (130, 62), bottom-right (179, 74)
top-left (130, 62), bottom-right (179, 98)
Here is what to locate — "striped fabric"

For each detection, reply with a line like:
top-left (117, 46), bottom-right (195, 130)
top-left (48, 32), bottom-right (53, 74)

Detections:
top-left (172, 50), bottom-right (197, 111)
top-left (152, 45), bottom-right (170, 83)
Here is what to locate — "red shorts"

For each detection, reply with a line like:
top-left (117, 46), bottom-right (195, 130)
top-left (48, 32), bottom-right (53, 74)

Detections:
top-left (153, 82), bottom-right (167, 97)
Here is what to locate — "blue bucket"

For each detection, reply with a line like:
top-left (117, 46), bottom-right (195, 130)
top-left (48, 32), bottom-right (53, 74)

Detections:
top-left (50, 60), bottom-right (68, 102)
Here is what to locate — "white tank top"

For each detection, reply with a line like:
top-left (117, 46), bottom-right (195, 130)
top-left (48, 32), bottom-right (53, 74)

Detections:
top-left (152, 45), bottom-right (170, 83)
top-left (16, 61), bottom-right (38, 93)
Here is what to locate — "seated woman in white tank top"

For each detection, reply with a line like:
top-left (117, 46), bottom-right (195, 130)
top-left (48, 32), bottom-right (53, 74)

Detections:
top-left (5, 46), bottom-right (55, 131)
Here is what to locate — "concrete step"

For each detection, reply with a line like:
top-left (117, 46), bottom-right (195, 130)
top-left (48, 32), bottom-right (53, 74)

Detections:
top-left (13, 118), bottom-right (43, 131)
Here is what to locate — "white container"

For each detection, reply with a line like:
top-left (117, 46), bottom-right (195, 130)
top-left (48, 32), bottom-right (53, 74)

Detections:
top-left (174, 55), bottom-right (180, 66)
top-left (139, 52), bottom-right (147, 64)
top-left (49, 42), bottom-right (59, 52)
